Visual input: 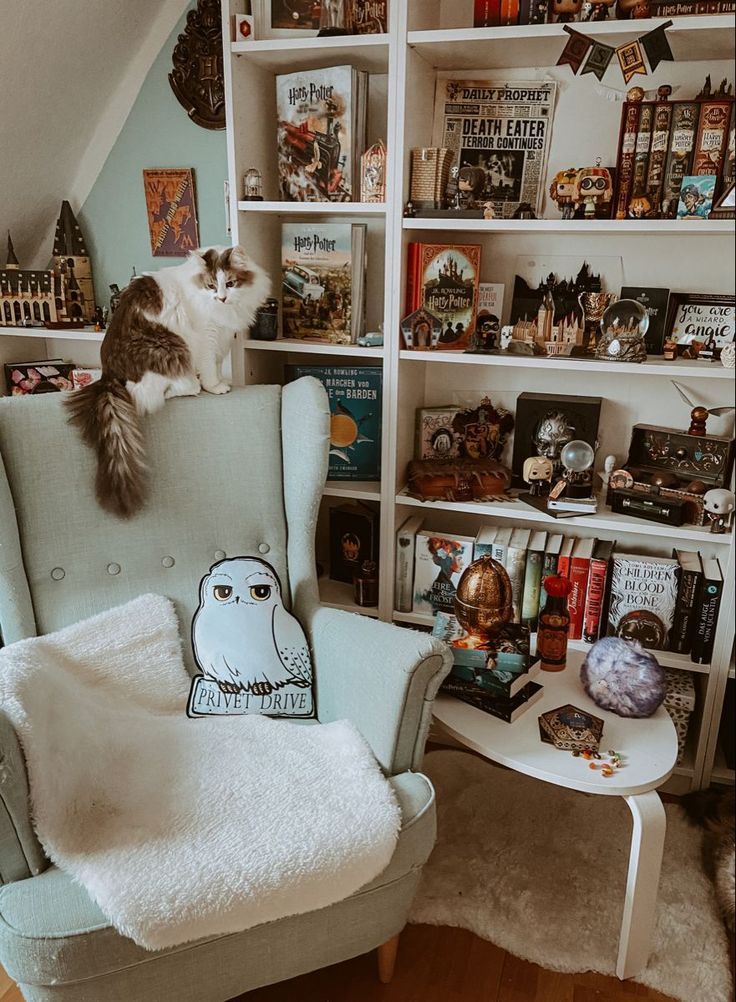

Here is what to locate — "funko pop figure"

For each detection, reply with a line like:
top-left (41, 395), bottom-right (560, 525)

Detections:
top-left (552, 0), bottom-right (584, 21)
top-left (703, 488), bottom-right (735, 534)
top-left (574, 164), bottom-right (613, 219)
top-left (549, 168), bottom-right (580, 219)
top-left (523, 456), bottom-right (555, 496)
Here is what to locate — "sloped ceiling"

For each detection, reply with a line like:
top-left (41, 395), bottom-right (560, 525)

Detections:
top-left (0, 0), bottom-right (190, 269)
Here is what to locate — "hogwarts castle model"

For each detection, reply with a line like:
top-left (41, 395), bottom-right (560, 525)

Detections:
top-left (0, 202), bottom-right (96, 328)
top-left (510, 263), bottom-right (600, 355)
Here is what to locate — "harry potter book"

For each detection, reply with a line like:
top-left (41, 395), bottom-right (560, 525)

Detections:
top-left (413, 531), bottom-right (475, 615)
top-left (276, 65), bottom-right (367, 202)
top-left (286, 364), bottom-right (381, 480)
top-left (352, 0), bottom-right (387, 32)
top-left (631, 103), bottom-right (654, 201)
top-left (614, 99), bottom-right (642, 218)
top-left (406, 243), bottom-right (482, 351)
top-left (692, 99), bottom-right (734, 178)
top-left (661, 102), bottom-right (699, 217)
top-left (606, 554), bottom-right (679, 651)
top-left (281, 222), bottom-right (366, 344)
top-left (646, 99), bottom-right (673, 212)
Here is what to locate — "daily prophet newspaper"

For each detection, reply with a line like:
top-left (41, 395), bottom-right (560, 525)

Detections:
top-left (432, 79), bottom-right (557, 219)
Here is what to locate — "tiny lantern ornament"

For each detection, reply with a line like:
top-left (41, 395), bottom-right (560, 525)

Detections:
top-left (454, 556), bottom-right (513, 643)
top-left (242, 168), bottom-right (263, 201)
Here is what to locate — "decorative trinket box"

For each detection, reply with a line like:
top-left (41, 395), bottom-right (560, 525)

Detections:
top-left (663, 668), bottom-right (696, 765)
top-left (406, 459), bottom-right (511, 502)
top-left (539, 704), bottom-right (604, 752)
top-left (609, 424), bottom-right (735, 526)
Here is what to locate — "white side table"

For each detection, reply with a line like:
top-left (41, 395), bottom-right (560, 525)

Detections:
top-left (432, 651), bottom-right (679, 981)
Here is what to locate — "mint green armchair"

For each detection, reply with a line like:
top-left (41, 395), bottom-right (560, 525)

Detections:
top-left (0, 379), bottom-right (451, 1002)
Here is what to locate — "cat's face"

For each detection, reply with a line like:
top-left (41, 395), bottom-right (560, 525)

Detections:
top-left (193, 246), bottom-right (260, 308)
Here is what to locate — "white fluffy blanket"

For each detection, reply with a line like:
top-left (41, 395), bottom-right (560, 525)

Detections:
top-left (0, 596), bottom-right (400, 950)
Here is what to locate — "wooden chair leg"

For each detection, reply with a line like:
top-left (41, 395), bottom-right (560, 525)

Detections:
top-left (377, 932), bottom-right (401, 984)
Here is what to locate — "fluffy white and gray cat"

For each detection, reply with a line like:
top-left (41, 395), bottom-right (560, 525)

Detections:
top-left (66, 246), bottom-right (270, 518)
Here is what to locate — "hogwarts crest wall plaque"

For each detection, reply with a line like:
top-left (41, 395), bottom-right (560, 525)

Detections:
top-left (169, 0), bottom-right (225, 130)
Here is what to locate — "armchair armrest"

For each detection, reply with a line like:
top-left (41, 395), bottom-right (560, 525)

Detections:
top-left (306, 606), bottom-right (452, 775)
top-left (0, 712), bottom-right (46, 884)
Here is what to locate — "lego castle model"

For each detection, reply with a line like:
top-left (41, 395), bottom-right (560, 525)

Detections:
top-left (0, 202), bottom-right (96, 328)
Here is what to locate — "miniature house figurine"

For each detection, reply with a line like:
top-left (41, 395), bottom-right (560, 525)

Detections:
top-left (49, 201), bottom-right (97, 324)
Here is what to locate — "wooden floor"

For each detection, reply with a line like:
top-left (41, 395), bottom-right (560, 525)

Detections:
top-left (1, 925), bottom-right (679, 1002)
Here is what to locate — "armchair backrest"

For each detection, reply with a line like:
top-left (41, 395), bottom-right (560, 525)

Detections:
top-left (0, 380), bottom-right (330, 673)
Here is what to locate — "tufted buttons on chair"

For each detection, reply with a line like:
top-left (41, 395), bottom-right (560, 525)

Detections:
top-left (162, 556), bottom-right (175, 569)
top-left (214, 550), bottom-right (226, 561)
top-left (107, 563), bottom-right (121, 576)
top-left (50, 568), bottom-right (65, 581)
top-left (258, 543), bottom-right (270, 555)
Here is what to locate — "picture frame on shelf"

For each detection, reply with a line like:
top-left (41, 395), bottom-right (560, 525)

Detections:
top-left (253, 0), bottom-right (319, 38)
top-left (711, 181), bottom-right (736, 220)
top-left (664, 293), bottom-right (735, 360)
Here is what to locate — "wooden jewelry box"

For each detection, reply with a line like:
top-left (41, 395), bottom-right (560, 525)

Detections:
top-left (407, 459), bottom-right (511, 502)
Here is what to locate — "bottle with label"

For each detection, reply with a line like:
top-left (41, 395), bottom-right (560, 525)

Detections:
top-left (537, 575), bottom-right (573, 672)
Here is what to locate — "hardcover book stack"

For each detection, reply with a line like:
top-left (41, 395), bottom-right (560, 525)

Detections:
top-left (433, 613), bottom-right (544, 722)
top-left (396, 520), bottom-right (724, 663)
top-left (276, 65), bottom-right (368, 203)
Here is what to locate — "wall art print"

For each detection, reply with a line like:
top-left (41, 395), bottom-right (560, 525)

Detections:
top-left (143, 168), bottom-right (200, 257)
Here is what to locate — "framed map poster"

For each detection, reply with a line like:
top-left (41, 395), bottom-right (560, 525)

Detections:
top-left (143, 168), bottom-right (199, 256)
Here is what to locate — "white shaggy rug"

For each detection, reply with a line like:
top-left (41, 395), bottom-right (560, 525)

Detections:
top-left (411, 750), bottom-right (732, 1002)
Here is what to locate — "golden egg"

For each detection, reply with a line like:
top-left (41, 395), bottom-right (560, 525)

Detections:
top-left (454, 556), bottom-right (513, 639)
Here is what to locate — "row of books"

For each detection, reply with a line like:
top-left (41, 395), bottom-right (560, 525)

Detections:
top-left (614, 85), bottom-right (734, 221)
top-left (396, 518), bottom-right (725, 664)
top-left (473, 0), bottom-right (734, 24)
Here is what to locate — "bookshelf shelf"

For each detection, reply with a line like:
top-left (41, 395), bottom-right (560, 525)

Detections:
top-left (232, 34), bottom-right (390, 72)
top-left (243, 338), bottom-right (384, 358)
top-left (224, 0), bottom-right (735, 794)
top-left (399, 351), bottom-right (735, 379)
top-left (323, 480), bottom-right (382, 502)
top-left (0, 326), bottom-right (105, 343)
top-left (238, 201), bottom-right (387, 216)
top-left (407, 16), bottom-right (735, 69)
top-left (402, 218), bottom-right (736, 236)
top-left (394, 488), bottom-right (732, 545)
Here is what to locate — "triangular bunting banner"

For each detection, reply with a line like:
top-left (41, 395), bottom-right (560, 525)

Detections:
top-left (581, 41), bottom-right (616, 81)
top-left (641, 20), bottom-right (675, 71)
top-left (557, 26), bottom-right (593, 75)
top-left (616, 39), bottom-right (647, 84)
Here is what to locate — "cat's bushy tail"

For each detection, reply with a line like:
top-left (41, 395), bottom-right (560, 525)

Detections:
top-left (65, 379), bottom-right (146, 519)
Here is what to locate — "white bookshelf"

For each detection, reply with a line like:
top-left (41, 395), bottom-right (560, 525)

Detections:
top-left (222, 1), bottom-right (735, 793)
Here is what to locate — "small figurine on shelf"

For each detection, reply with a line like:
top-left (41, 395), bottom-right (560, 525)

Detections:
top-left (549, 168), bottom-right (579, 220)
top-left (93, 307), bottom-right (105, 332)
top-left (468, 312), bottom-right (501, 353)
top-left (703, 489), bottom-right (735, 534)
top-left (403, 201), bottom-right (417, 218)
top-left (551, 0), bottom-right (584, 20)
top-left (455, 166), bottom-right (487, 211)
top-left (361, 141), bottom-right (387, 203)
top-left (671, 381), bottom-right (735, 435)
top-left (574, 162), bottom-right (613, 220)
top-left (581, 0), bottom-right (615, 18)
top-left (628, 194), bottom-right (653, 219)
top-left (512, 202), bottom-right (537, 220)
top-left (523, 456), bottom-right (554, 496)
top-left (601, 454), bottom-right (617, 493)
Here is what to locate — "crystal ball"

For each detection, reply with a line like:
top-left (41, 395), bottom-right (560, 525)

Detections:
top-left (560, 439), bottom-right (595, 473)
top-left (601, 299), bottom-right (650, 338)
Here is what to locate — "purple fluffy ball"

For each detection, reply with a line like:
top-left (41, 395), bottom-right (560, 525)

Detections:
top-left (580, 637), bottom-right (666, 718)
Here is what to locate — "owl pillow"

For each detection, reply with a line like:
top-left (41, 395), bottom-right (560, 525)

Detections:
top-left (187, 557), bottom-right (314, 718)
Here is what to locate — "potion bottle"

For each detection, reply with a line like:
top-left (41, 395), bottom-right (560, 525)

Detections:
top-left (537, 575), bottom-right (573, 672)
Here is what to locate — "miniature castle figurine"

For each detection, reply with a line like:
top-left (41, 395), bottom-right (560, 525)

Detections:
top-left (50, 200), bottom-right (97, 323)
top-left (0, 202), bottom-right (96, 328)
top-left (0, 233), bottom-right (56, 327)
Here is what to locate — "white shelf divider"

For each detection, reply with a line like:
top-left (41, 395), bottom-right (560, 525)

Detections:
top-left (244, 338), bottom-right (384, 358)
top-left (238, 201), bottom-right (386, 216)
top-left (232, 33), bottom-right (389, 72)
top-left (0, 326), bottom-right (105, 343)
top-left (402, 218), bottom-right (735, 236)
top-left (323, 481), bottom-right (382, 502)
